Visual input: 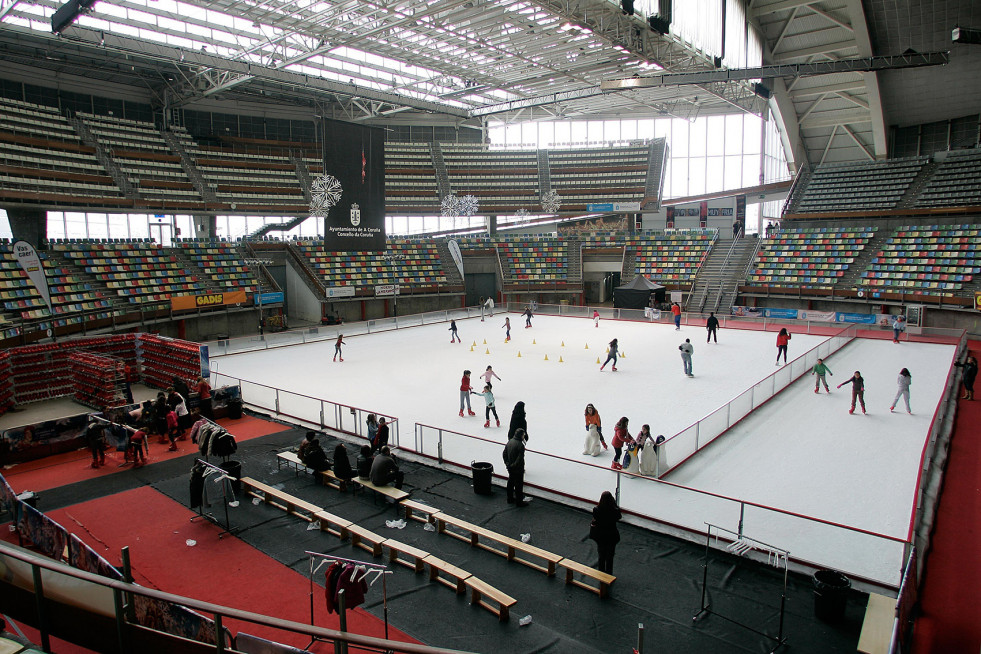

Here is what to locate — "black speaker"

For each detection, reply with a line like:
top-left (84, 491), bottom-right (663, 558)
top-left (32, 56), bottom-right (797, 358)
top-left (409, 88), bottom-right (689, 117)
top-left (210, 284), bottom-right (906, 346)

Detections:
top-left (752, 82), bottom-right (771, 100)
top-left (658, 0), bottom-right (672, 24)
top-left (713, 56), bottom-right (723, 68)
top-left (648, 15), bottom-right (670, 35)
top-left (51, 0), bottom-right (97, 33)
top-left (621, 0), bottom-right (634, 16)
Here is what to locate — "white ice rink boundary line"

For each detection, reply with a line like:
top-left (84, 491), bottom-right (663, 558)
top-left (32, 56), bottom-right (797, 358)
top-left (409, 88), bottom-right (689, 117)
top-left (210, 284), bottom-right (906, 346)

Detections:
top-left (657, 322), bottom-right (860, 479)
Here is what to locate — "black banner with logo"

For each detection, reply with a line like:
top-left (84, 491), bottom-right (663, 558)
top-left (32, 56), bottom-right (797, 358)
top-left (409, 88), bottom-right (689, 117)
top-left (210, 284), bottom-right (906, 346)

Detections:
top-left (322, 119), bottom-right (386, 252)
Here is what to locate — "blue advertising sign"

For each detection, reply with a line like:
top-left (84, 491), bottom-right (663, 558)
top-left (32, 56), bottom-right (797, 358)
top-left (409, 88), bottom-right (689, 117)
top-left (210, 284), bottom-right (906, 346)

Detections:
top-left (254, 292), bottom-right (284, 306)
top-left (836, 312), bottom-right (877, 324)
top-left (765, 308), bottom-right (799, 320)
top-left (587, 203), bottom-right (615, 212)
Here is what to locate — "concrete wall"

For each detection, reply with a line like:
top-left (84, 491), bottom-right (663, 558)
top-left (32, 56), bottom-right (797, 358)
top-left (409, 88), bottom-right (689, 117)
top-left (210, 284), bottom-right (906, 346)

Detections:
top-left (287, 264), bottom-right (323, 323)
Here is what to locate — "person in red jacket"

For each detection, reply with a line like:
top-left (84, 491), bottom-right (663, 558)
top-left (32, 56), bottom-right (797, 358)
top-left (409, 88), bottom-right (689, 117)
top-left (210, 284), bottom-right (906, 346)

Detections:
top-left (610, 416), bottom-right (635, 470)
top-left (671, 302), bottom-right (682, 330)
top-left (775, 328), bottom-right (792, 365)
top-left (459, 370), bottom-right (476, 417)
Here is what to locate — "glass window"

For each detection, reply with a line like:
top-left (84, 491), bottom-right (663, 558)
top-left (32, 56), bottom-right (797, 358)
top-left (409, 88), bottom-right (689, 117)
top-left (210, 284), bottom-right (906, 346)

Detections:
top-left (724, 156), bottom-right (743, 190)
top-left (670, 158), bottom-right (688, 198)
top-left (45, 212), bottom-right (65, 240)
top-left (539, 122), bottom-right (555, 147)
top-left (743, 154), bottom-right (761, 187)
top-left (689, 157), bottom-right (707, 195)
top-left (705, 157), bottom-right (724, 193)
top-left (743, 115), bottom-right (763, 154)
top-left (586, 121), bottom-right (603, 142)
top-left (569, 121), bottom-right (587, 142)
top-left (605, 121), bottom-right (620, 143)
top-left (554, 122), bottom-right (571, 145)
top-left (671, 120), bottom-right (689, 157)
top-left (725, 114), bottom-right (744, 153)
top-left (64, 212), bottom-right (87, 239)
top-left (621, 120), bottom-right (637, 141)
top-left (689, 118), bottom-right (707, 156)
top-left (653, 118), bottom-right (669, 140)
top-left (706, 116), bottom-right (725, 156)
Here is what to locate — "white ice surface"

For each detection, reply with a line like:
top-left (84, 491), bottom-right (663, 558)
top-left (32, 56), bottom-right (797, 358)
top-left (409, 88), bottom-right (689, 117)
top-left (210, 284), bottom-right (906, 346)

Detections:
top-left (214, 314), bottom-right (955, 586)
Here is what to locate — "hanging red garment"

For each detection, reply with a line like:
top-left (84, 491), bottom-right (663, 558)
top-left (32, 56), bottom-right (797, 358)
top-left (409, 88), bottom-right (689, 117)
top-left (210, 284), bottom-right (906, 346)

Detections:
top-left (324, 562), bottom-right (342, 614)
top-left (334, 564), bottom-right (368, 611)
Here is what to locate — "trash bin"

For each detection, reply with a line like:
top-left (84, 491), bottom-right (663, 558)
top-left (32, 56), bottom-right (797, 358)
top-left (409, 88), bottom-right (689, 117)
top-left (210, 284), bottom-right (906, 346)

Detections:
top-left (813, 569), bottom-right (850, 622)
top-left (471, 461), bottom-right (494, 495)
top-left (16, 491), bottom-right (39, 509)
top-left (226, 398), bottom-right (243, 420)
top-left (218, 460), bottom-right (242, 494)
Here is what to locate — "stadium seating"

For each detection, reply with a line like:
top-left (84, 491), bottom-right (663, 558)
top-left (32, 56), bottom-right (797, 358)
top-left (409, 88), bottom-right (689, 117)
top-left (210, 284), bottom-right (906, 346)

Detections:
top-left (789, 157), bottom-right (928, 213)
top-left (173, 240), bottom-right (262, 293)
top-left (385, 143), bottom-right (439, 213)
top-left (548, 146), bottom-right (649, 211)
top-left (629, 231), bottom-right (714, 286)
top-left (294, 238), bottom-right (447, 290)
top-left (748, 226), bottom-right (876, 289)
top-left (495, 235), bottom-right (569, 284)
top-left (442, 145), bottom-right (539, 213)
top-left (859, 224), bottom-right (981, 295)
top-left (914, 149), bottom-right (981, 208)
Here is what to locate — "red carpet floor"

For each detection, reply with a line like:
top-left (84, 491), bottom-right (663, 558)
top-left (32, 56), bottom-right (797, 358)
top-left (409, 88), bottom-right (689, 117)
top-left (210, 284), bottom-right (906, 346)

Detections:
top-left (3, 415), bottom-right (289, 494)
top-left (910, 341), bottom-right (980, 654)
top-left (43, 485), bottom-right (418, 651)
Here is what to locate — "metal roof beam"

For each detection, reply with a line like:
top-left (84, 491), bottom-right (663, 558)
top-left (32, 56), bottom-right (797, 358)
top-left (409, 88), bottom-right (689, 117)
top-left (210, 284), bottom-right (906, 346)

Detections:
top-left (800, 109), bottom-right (871, 128)
top-left (772, 40), bottom-right (857, 61)
top-left (789, 79), bottom-right (865, 97)
top-left (751, 0), bottom-right (818, 17)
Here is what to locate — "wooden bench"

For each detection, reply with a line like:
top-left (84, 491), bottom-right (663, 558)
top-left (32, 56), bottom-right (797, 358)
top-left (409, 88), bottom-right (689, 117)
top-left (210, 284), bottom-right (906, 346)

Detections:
top-left (557, 558), bottom-right (616, 598)
top-left (435, 514), bottom-right (561, 576)
top-left (465, 576), bottom-right (516, 622)
top-left (276, 451), bottom-right (307, 475)
top-left (318, 469), bottom-right (355, 491)
top-left (356, 478), bottom-right (410, 505)
top-left (240, 477), bottom-right (322, 522)
top-left (346, 524), bottom-right (385, 557)
top-left (382, 538), bottom-right (429, 573)
top-left (858, 593), bottom-right (896, 654)
top-left (400, 499), bottom-right (442, 524)
top-left (423, 555), bottom-right (472, 595)
top-left (313, 510), bottom-right (353, 540)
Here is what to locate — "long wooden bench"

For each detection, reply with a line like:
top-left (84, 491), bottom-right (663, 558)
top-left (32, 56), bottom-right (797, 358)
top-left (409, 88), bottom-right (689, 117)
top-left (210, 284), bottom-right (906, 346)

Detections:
top-left (423, 555), bottom-right (472, 595)
top-left (240, 477), bottom-right (321, 522)
top-left (319, 469), bottom-right (355, 491)
top-left (346, 524), bottom-right (385, 557)
top-left (465, 576), bottom-right (516, 622)
top-left (275, 450), bottom-right (306, 475)
top-left (557, 558), bottom-right (616, 598)
top-left (858, 593), bottom-right (896, 654)
top-left (400, 499), bottom-right (442, 524)
top-left (313, 510), bottom-right (353, 540)
top-left (356, 478), bottom-right (410, 505)
top-left (435, 514), bottom-right (562, 576)
top-left (382, 538), bottom-right (428, 573)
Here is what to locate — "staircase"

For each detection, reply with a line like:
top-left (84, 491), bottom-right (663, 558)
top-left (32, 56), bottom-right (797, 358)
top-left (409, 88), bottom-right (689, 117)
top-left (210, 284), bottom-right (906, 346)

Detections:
top-left (898, 161), bottom-right (940, 207)
top-left (644, 140), bottom-right (666, 204)
top-left (167, 248), bottom-right (223, 293)
top-left (620, 249), bottom-right (637, 283)
top-left (161, 130), bottom-right (216, 203)
top-left (687, 237), bottom-right (734, 310)
top-left (713, 239), bottom-right (760, 312)
top-left (431, 141), bottom-right (451, 199)
top-left (284, 242), bottom-right (327, 296)
top-left (833, 228), bottom-right (893, 291)
top-left (537, 149), bottom-right (552, 196)
top-left (782, 165), bottom-right (812, 214)
top-left (290, 152), bottom-right (313, 204)
top-left (565, 238), bottom-right (583, 284)
top-left (435, 239), bottom-right (464, 288)
top-left (70, 116), bottom-right (136, 199)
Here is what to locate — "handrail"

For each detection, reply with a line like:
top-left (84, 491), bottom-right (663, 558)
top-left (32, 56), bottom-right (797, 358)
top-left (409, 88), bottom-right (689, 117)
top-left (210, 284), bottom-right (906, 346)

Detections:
top-left (0, 540), bottom-right (473, 654)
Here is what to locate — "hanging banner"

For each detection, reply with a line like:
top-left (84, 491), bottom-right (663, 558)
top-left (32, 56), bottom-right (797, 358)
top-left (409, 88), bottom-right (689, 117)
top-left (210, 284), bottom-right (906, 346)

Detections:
top-left (13, 240), bottom-right (52, 314)
top-left (447, 239), bottom-right (465, 279)
top-left (797, 310), bottom-right (837, 322)
top-left (170, 291), bottom-right (247, 312)
top-left (322, 119), bottom-right (386, 252)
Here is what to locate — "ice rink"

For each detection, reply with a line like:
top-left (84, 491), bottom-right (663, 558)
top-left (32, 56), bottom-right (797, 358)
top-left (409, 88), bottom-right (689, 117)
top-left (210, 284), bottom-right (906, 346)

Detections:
top-left (213, 313), bottom-right (957, 586)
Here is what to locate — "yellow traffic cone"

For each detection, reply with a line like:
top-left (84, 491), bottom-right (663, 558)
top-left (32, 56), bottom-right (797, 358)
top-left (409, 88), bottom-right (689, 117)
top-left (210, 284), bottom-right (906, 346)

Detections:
top-left (533, 339), bottom-right (537, 345)
top-left (585, 343), bottom-right (589, 349)
top-left (470, 345), bottom-right (474, 352)
top-left (517, 351), bottom-right (522, 358)
top-left (596, 356), bottom-right (601, 364)
top-left (483, 339), bottom-right (487, 345)
top-left (544, 354), bottom-right (549, 361)
top-left (485, 348), bottom-right (490, 354)
top-left (472, 340), bottom-right (477, 347)
top-left (561, 341), bottom-right (565, 347)
top-left (559, 356), bottom-right (564, 363)
top-left (621, 351), bottom-right (626, 358)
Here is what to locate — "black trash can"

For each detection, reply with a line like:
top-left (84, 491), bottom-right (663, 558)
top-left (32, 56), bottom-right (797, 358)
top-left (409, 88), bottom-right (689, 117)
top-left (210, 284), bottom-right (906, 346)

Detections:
top-left (471, 461), bottom-right (494, 495)
top-left (218, 461), bottom-right (242, 494)
top-left (226, 398), bottom-right (243, 420)
top-left (813, 569), bottom-right (850, 622)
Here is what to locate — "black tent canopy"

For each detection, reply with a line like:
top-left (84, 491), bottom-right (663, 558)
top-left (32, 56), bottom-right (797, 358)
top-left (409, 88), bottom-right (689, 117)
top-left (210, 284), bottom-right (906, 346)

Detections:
top-left (613, 276), bottom-right (666, 309)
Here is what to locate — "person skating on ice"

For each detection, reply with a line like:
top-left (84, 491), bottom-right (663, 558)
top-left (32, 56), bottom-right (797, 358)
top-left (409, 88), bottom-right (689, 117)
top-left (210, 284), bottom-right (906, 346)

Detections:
top-left (679, 338), bottom-right (694, 377)
top-left (502, 317), bottom-right (512, 342)
top-left (584, 403), bottom-right (609, 451)
top-left (333, 334), bottom-right (346, 362)
top-left (811, 358), bottom-right (833, 393)
top-left (610, 416), bottom-right (634, 470)
top-left (448, 319), bottom-right (461, 343)
top-left (892, 315), bottom-right (906, 344)
top-left (459, 370), bottom-right (476, 417)
top-left (671, 302), bottom-right (682, 330)
top-left (593, 310), bottom-right (600, 328)
top-left (483, 296), bottom-right (495, 319)
top-left (891, 368), bottom-right (912, 414)
top-left (480, 365), bottom-right (501, 389)
top-left (475, 384), bottom-right (500, 428)
top-left (599, 338), bottom-right (619, 371)
top-left (523, 306), bottom-right (533, 328)
top-left (706, 312), bottom-right (719, 343)
top-left (837, 371), bottom-right (866, 414)
top-left (775, 328), bottom-right (791, 365)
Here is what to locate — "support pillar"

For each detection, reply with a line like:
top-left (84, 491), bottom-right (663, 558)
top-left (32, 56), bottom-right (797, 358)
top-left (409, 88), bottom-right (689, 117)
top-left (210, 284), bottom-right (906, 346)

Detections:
top-left (6, 208), bottom-right (47, 248)
top-left (193, 215), bottom-right (216, 239)
top-left (486, 215), bottom-right (497, 236)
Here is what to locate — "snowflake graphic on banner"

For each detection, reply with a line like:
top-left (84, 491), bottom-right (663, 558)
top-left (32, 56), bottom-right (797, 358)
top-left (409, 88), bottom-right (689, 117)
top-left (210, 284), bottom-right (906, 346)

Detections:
top-left (458, 194), bottom-right (479, 217)
top-left (541, 190), bottom-right (561, 213)
top-left (440, 193), bottom-right (459, 217)
top-left (310, 175), bottom-right (342, 217)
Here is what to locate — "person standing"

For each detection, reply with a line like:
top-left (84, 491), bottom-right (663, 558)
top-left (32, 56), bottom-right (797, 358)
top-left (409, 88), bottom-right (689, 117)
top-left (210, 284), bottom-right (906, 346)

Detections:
top-left (706, 312), bottom-right (719, 343)
top-left (523, 306), bottom-right (533, 328)
top-left (502, 317), bottom-right (512, 342)
top-left (593, 310), bottom-right (601, 328)
top-left (475, 384), bottom-right (499, 428)
top-left (955, 355), bottom-right (977, 400)
top-left (448, 320), bottom-right (461, 343)
top-left (837, 371), bottom-right (866, 415)
top-left (599, 338), bottom-right (619, 372)
top-left (610, 416), bottom-right (634, 470)
top-left (584, 403), bottom-right (608, 451)
top-left (892, 315), bottom-right (906, 344)
top-left (459, 370), bottom-right (476, 417)
top-left (890, 369), bottom-right (912, 414)
top-left (84, 418), bottom-right (107, 469)
top-left (503, 427), bottom-right (530, 506)
top-left (372, 417), bottom-right (390, 453)
top-left (366, 413), bottom-right (378, 447)
top-left (671, 302), bottom-right (682, 330)
top-left (811, 358), bottom-right (833, 393)
top-left (589, 491), bottom-right (622, 574)
top-left (196, 377), bottom-right (213, 419)
top-left (484, 296), bottom-right (495, 319)
top-left (333, 334), bottom-right (346, 362)
top-left (679, 339), bottom-right (694, 377)
top-left (480, 365), bottom-right (501, 389)
top-left (369, 446), bottom-right (404, 489)
top-left (507, 401), bottom-right (528, 441)
top-left (775, 328), bottom-right (792, 365)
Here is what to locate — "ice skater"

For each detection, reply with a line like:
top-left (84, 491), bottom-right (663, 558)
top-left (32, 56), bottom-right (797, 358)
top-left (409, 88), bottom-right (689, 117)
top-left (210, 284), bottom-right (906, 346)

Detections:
top-left (599, 338), bottom-right (619, 371)
top-left (610, 416), bottom-right (634, 470)
top-left (502, 316), bottom-right (511, 342)
top-left (459, 370), bottom-right (476, 417)
top-left (584, 403), bottom-right (608, 451)
top-left (449, 319), bottom-right (461, 343)
top-left (811, 358), bottom-right (833, 393)
top-left (892, 315), bottom-right (906, 343)
top-left (593, 309), bottom-right (600, 328)
top-left (775, 328), bottom-right (791, 365)
top-left (474, 384), bottom-right (499, 428)
top-left (483, 296), bottom-right (495, 319)
top-left (955, 355), bottom-right (977, 400)
top-left (480, 365), bottom-right (501, 389)
top-left (890, 368), bottom-right (912, 414)
top-left (671, 302), bottom-right (682, 330)
top-left (679, 338), bottom-right (694, 377)
top-left (706, 312), bottom-right (719, 343)
top-left (333, 334), bottom-right (346, 362)
top-left (837, 371), bottom-right (866, 414)
top-left (523, 306), bottom-right (533, 328)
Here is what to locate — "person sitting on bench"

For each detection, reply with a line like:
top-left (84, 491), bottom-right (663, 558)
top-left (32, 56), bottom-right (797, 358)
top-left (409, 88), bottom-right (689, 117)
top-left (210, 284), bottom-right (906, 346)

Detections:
top-left (356, 445), bottom-right (374, 480)
top-left (298, 432), bottom-right (331, 472)
top-left (333, 442), bottom-right (355, 481)
top-left (369, 446), bottom-right (404, 489)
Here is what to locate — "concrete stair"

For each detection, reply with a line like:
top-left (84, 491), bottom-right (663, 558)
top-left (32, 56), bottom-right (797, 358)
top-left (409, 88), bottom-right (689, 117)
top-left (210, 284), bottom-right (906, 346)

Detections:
top-left (833, 228), bottom-right (893, 291)
top-left (687, 237), bottom-right (733, 311)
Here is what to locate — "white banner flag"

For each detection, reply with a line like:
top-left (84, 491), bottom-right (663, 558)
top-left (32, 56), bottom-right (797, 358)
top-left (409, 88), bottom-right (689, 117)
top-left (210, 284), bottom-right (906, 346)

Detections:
top-left (13, 240), bottom-right (52, 314)
top-left (447, 239), bottom-right (465, 279)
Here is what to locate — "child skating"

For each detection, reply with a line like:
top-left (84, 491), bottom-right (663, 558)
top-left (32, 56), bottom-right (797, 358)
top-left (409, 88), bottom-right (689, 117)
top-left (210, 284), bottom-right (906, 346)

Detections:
top-left (837, 371), bottom-right (866, 414)
top-left (449, 320), bottom-right (461, 343)
top-left (890, 368), bottom-right (912, 414)
top-left (502, 317), bottom-right (511, 342)
top-left (584, 403), bottom-right (609, 451)
top-left (775, 328), bottom-right (791, 365)
top-left (480, 365), bottom-right (501, 389)
top-left (599, 338), bottom-right (619, 371)
top-left (593, 310), bottom-right (600, 328)
top-left (474, 384), bottom-right (500, 428)
top-left (459, 370), bottom-right (476, 417)
top-left (610, 416), bottom-right (634, 470)
top-left (811, 358), bottom-right (833, 393)
top-left (524, 306), bottom-right (533, 328)
top-left (333, 334), bottom-right (346, 362)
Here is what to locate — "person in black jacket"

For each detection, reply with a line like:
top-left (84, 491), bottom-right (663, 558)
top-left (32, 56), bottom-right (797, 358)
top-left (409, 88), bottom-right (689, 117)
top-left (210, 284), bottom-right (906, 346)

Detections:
top-left (503, 427), bottom-right (530, 507)
top-left (837, 371), bottom-right (866, 415)
top-left (507, 401), bottom-right (528, 441)
top-left (706, 312), bottom-right (719, 343)
top-left (356, 445), bottom-right (374, 480)
top-left (332, 443), bottom-right (354, 481)
top-left (590, 491), bottom-right (622, 574)
top-left (369, 446), bottom-right (404, 489)
top-left (298, 432), bottom-right (331, 472)
top-left (956, 355), bottom-right (977, 400)
top-left (371, 417), bottom-right (389, 453)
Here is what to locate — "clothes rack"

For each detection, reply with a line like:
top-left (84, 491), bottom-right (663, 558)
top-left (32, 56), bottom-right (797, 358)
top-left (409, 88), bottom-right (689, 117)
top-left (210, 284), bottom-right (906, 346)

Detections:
top-left (189, 458), bottom-right (238, 537)
top-left (306, 550), bottom-right (393, 648)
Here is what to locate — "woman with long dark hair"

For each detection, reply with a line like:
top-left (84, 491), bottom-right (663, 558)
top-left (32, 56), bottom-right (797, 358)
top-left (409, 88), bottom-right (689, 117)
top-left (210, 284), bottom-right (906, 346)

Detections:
top-left (890, 368), bottom-right (912, 414)
top-left (590, 491), bottom-right (622, 574)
